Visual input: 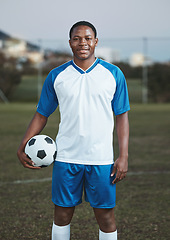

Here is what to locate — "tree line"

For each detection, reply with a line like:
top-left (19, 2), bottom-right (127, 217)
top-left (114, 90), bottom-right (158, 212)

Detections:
top-left (116, 61), bottom-right (170, 103)
top-left (0, 52), bottom-right (170, 103)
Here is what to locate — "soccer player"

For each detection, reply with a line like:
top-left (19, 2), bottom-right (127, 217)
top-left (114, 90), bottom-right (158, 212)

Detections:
top-left (17, 21), bottom-right (130, 240)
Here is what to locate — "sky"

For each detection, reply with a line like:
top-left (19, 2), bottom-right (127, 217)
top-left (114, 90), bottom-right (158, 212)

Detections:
top-left (0, 0), bottom-right (170, 61)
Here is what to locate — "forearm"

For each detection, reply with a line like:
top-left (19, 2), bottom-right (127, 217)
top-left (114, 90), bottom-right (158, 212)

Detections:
top-left (18, 111), bottom-right (48, 151)
top-left (116, 112), bottom-right (129, 159)
top-left (111, 112), bottom-right (129, 183)
top-left (17, 111), bottom-right (48, 169)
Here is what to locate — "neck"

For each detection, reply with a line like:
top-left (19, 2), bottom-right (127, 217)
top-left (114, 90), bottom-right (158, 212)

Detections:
top-left (73, 56), bottom-right (96, 71)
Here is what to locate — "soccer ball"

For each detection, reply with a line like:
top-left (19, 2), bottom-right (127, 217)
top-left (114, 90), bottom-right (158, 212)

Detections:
top-left (25, 135), bottom-right (57, 167)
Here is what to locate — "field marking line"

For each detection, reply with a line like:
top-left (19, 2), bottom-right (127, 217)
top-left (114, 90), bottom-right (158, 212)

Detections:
top-left (0, 177), bottom-right (52, 186)
top-left (127, 171), bottom-right (170, 175)
top-left (0, 171), bottom-right (170, 186)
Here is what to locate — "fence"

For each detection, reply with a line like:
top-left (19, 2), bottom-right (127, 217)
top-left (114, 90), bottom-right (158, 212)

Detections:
top-left (33, 37), bottom-right (170, 103)
top-left (1, 37), bottom-right (169, 103)
top-left (32, 37), bottom-right (170, 62)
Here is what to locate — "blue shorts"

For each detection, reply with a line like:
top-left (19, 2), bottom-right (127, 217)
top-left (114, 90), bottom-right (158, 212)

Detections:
top-left (52, 161), bottom-right (116, 208)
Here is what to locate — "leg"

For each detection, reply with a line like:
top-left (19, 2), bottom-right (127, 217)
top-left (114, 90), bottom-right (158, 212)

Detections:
top-left (93, 207), bottom-right (116, 233)
top-left (52, 205), bottom-right (75, 240)
top-left (54, 205), bottom-right (75, 226)
top-left (85, 165), bottom-right (117, 238)
top-left (52, 162), bottom-right (84, 239)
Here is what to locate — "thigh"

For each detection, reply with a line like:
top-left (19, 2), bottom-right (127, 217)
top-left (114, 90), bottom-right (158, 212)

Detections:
top-left (84, 164), bottom-right (116, 208)
top-left (52, 161), bottom-right (84, 207)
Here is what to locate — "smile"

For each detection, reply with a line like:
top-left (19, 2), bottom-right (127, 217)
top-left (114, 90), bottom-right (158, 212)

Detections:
top-left (78, 49), bottom-right (89, 53)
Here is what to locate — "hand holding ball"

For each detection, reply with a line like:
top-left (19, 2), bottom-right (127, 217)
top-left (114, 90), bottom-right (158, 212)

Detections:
top-left (25, 135), bottom-right (57, 167)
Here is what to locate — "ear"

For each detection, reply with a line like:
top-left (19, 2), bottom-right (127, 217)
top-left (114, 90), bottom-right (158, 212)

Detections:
top-left (69, 39), bottom-right (71, 48)
top-left (95, 38), bottom-right (98, 47)
top-left (69, 39), bottom-right (73, 50)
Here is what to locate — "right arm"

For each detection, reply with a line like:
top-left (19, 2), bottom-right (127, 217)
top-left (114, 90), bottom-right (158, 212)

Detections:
top-left (17, 111), bottom-right (48, 169)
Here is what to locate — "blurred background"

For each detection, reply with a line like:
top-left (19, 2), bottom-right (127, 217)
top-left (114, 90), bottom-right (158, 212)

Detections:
top-left (0, 1), bottom-right (170, 240)
top-left (0, 0), bottom-right (170, 104)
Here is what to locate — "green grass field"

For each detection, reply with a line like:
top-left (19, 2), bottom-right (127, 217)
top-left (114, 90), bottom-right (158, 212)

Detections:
top-left (0, 103), bottom-right (170, 240)
top-left (9, 75), bottom-right (42, 102)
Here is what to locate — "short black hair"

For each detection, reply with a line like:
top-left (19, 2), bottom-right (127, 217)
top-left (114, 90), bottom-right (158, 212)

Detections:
top-left (69, 21), bottom-right (97, 39)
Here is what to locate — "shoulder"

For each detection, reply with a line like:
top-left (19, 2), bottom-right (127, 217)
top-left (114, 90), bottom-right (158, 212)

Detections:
top-left (98, 59), bottom-right (124, 83)
top-left (98, 59), bottom-right (121, 73)
top-left (49, 61), bottom-right (72, 79)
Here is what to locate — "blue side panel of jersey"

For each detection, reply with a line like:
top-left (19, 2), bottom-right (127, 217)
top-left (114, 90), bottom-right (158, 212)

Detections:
top-left (98, 59), bottom-right (130, 115)
top-left (37, 61), bottom-right (72, 117)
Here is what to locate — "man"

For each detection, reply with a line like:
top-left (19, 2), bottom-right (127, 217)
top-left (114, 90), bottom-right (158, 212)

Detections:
top-left (17, 21), bottom-right (130, 240)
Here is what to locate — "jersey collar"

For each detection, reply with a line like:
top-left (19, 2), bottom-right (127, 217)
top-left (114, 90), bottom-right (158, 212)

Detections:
top-left (71, 58), bottom-right (99, 74)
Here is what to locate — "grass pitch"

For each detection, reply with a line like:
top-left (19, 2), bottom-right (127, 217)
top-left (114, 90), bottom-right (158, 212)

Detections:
top-left (0, 103), bottom-right (170, 240)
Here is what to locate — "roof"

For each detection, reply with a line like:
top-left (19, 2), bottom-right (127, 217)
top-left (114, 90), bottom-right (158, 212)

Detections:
top-left (0, 30), bottom-right (40, 51)
top-left (0, 30), bottom-right (11, 40)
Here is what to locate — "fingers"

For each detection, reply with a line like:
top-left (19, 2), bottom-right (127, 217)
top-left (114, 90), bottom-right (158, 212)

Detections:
top-left (111, 169), bottom-right (127, 184)
top-left (18, 151), bottom-right (41, 169)
top-left (111, 165), bottom-right (117, 177)
top-left (23, 160), bottom-right (41, 169)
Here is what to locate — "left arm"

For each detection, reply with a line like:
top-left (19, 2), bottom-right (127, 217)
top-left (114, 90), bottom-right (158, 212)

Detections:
top-left (111, 111), bottom-right (129, 184)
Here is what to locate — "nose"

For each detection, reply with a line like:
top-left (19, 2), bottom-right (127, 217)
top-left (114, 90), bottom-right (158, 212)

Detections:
top-left (79, 38), bottom-right (87, 45)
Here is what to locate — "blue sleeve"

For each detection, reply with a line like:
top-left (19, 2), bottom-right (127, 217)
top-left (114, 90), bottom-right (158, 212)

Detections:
top-left (111, 68), bottom-right (130, 115)
top-left (37, 71), bottom-right (58, 117)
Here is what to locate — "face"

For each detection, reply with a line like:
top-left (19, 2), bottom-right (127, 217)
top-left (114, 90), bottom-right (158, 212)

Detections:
top-left (69, 25), bottom-right (98, 62)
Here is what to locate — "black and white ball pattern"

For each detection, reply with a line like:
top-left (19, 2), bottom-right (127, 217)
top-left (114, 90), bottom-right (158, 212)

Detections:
top-left (25, 135), bottom-right (57, 167)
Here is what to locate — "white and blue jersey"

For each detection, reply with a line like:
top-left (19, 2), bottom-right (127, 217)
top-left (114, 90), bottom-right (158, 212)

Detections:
top-left (37, 58), bottom-right (130, 165)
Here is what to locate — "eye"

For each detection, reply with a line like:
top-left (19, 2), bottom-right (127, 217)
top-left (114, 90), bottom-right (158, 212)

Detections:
top-left (86, 37), bottom-right (92, 41)
top-left (73, 37), bottom-right (79, 41)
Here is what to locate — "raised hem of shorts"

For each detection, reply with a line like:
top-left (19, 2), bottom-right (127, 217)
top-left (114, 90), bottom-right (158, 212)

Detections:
top-left (52, 199), bottom-right (82, 208)
top-left (87, 201), bottom-right (116, 209)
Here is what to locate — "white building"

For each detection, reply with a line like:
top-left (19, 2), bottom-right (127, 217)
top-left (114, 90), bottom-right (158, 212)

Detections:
top-left (0, 30), bottom-right (44, 64)
top-left (130, 53), bottom-right (153, 67)
top-left (95, 47), bottom-right (120, 63)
